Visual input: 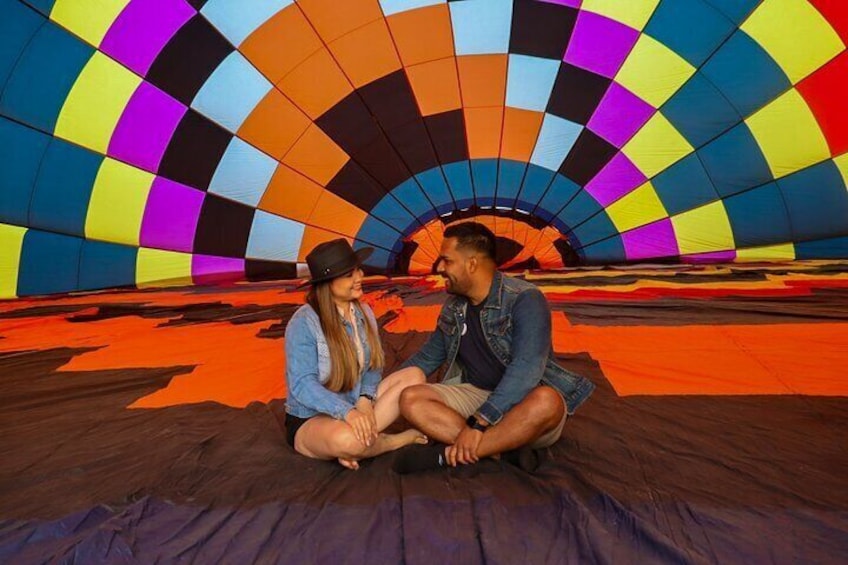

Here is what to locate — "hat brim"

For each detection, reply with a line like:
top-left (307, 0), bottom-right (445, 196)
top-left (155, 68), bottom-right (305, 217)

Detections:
top-left (298, 246), bottom-right (374, 287)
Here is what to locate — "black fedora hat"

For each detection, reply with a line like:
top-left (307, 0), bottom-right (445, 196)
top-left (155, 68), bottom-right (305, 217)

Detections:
top-left (305, 238), bottom-right (373, 284)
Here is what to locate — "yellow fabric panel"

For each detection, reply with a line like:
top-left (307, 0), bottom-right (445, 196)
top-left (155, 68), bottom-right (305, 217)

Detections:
top-left (54, 52), bottom-right (141, 154)
top-left (623, 112), bottom-right (693, 178)
top-left (745, 89), bottom-right (830, 179)
top-left (736, 243), bottom-right (795, 262)
top-left (581, 0), bottom-right (659, 31)
top-left (671, 201), bottom-right (735, 255)
top-left (616, 34), bottom-right (695, 108)
top-left (85, 158), bottom-right (153, 246)
top-left (136, 248), bottom-right (192, 288)
top-left (0, 224), bottom-right (27, 299)
top-left (607, 182), bottom-right (668, 232)
top-left (834, 153), bottom-right (848, 189)
top-left (50, 0), bottom-right (130, 47)
top-left (740, 0), bottom-right (844, 84)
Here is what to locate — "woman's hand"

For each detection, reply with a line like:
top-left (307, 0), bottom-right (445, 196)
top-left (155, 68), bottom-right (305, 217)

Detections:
top-left (346, 402), bottom-right (377, 446)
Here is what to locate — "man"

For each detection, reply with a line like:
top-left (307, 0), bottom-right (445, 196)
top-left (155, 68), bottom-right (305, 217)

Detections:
top-left (391, 222), bottom-right (595, 474)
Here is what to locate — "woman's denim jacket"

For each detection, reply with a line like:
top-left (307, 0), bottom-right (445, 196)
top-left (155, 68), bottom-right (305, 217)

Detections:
top-left (285, 302), bottom-right (380, 420)
top-left (402, 272), bottom-right (595, 425)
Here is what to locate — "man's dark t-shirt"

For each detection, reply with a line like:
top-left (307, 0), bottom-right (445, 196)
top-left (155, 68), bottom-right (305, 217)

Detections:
top-left (457, 301), bottom-right (505, 390)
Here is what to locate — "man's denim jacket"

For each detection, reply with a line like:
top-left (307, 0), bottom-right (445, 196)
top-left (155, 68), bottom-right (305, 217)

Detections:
top-left (402, 272), bottom-right (595, 425)
top-left (285, 303), bottom-right (380, 420)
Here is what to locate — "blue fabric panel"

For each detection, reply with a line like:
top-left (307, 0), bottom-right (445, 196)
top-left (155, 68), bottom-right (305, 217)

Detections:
top-left (471, 159), bottom-right (498, 207)
top-left (496, 159), bottom-right (527, 206)
top-left (201, 0), bottom-right (294, 46)
top-left (247, 210), bottom-right (305, 262)
top-left (530, 114), bottom-right (582, 172)
top-left (724, 182), bottom-right (793, 247)
top-left (645, 0), bottom-right (734, 67)
top-left (700, 30), bottom-right (790, 118)
top-left (652, 153), bottom-right (720, 215)
top-left (516, 164), bottom-right (556, 212)
top-left (450, 0), bottom-right (513, 55)
top-left (556, 190), bottom-right (604, 241)
top-left (537, 173), bottom-right (580, 222)
top-left (18, 228), bottom-right (81, 296)
top-left (777, 160), bottom-right (848, 242)
top-left (29, 138), bottom-right (102, 237)
top-left (0, 117), bottom-right (50, 225)
top-left (442, 161), bottom-right (474, 208)
top-left (191, 52), bottom-right (272, 132)
top-left (570, 210), bottom-right (620, 247)
top-left (578, 234), bottom-right (627, 264)
top-left (0, 0), bottom-right (43, 90)
top-left (394, 177), bottom-right (436, 226)
top-left (702, 0), bottom-right (759, 25)
top-left (415, 168), bottom-right (454, 214)
top-left (19, 0), bottom-right (56, 17)
top-left (661, 72), bottom-right (742, 148)
top-left (505, 55), bottom-right (560, 112)
top-left (697, 124), bottom-right (772, 198)
top-left (356, 217), bottom-right (402, 268)
top-left (78, 239), bottom-right (137, 291)
top-left (362, 246), bottom-right (394, 271)
top-left (208, 138), bottom-right (276, 207)
top-left (380, 0), bottom-right (446, 17)
top-left (370, 195), bottom-right (417, 236)
top-left (0, 22), bottom-right (93, 132)
top-left (795, 235), bottom-right (848, 259)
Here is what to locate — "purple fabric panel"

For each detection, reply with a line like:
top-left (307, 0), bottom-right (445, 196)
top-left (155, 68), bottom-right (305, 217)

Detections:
top-left (564, 10), bottom-right (638, 78)
top-left (192, 255), bottom-right (245, 283)
top-left (682, 250), bottom-right (737, 263)
top-left (583, 153), bottom-right (647, 206)
top-left (540, 0), bottom-right (582, 7)
top-left (108, 83), bottom-right (187, 173)
top-left (621, 218), bottom-right (679, 261)
top-left (140, 177), bottom-right (204, 252)
top-left (587, 83), bottom-right (655, 148)
top-left (100, 0), bottom-right (195, 76)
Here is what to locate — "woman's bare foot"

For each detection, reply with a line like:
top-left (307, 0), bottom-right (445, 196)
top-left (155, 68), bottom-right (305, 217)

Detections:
top-left (389, 428), bottom-right (428, 449)
top-left (338, 457), bottom-right (360, 470)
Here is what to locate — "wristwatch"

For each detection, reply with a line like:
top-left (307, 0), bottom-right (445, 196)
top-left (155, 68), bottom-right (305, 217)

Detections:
top-left (466, 415), bottom-right (487, 432)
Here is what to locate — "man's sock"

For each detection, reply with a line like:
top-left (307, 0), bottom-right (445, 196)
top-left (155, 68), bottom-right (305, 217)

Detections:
top-left (502, 446), bottom-right (541, 473)
top-left (391, 443), bottom-right (446, 474)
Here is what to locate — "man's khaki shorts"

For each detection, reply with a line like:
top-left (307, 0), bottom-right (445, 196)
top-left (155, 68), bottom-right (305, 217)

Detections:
top-left (429, 382), bottom-right (567, 448)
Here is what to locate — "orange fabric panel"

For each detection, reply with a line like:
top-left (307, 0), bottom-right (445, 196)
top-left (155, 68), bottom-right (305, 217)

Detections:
top-left (277, 48), bottom-right (353, 120)
top-left (240, 4), bottom-right (322, 83)
top-left (406, 57), bottom-right (462, 116)
top-left (386, 3), bottom-right (455, 67)
top-left (282, 123), bottom-right (349, 185)
top-left (384, 304), bottom-right (442, 333)
top-left (328, 18), bottom-right (402, 88)
top-left (551, 314), bottom-right (848, 396)
top-left (237, 90), bottom-right (311, 160)
top-left (259, 164), bottom-right (324, 222)
top-left (307, 190), bottom-right (368, 237)
top-left (297, 0), bottom-right (383, 42)
top-left (298, 227), bottom-right (354, 261)
top-left (465, 106), bottom-right (503, 159)
top-left (457, 54), bottom-right (508, 107)
top-left (500, 107), bottom-right (544, 162)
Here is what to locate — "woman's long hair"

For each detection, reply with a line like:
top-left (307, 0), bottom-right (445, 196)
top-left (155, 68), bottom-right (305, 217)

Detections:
top-left (306, 282), bottom-right (384, 392)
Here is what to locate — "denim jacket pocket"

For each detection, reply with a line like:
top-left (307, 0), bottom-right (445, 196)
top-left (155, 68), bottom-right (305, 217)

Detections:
top-left (437, 314), bottom-right (457, 336)
top-left (487, 314), bottom-right (512, 337)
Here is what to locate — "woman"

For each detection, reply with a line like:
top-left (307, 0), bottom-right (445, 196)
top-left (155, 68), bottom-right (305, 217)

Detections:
top-left (284, 238), bottom-right (426, 469)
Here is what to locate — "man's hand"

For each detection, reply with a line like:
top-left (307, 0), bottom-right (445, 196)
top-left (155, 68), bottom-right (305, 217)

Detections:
top-left (346, 402), bottom-right (377, 446)
top-left (446, 427), bottom-right (483, 466)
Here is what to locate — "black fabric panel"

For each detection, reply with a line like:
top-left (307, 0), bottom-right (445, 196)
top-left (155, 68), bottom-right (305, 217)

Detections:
top-left (510, 0), bottom-right (577, 59)
top-left (424, 110), bottom-right (468, 165)
top-left (352, 134), bottom-right (413, 189)
top-left (193, 194), bottom-right (255, 258)
top-left (146, 15), bottom-right (233, 106)
top-left (185, 0), bottom-right (207, 9)
top-left (547, 63), bottom-right (612, 125)
top-left (245, 260), bottom-right (297, 282)
top-left (559, 129), bottom-right (618, 187)
top-left (316, 94), bottom-right (382, 154)
top-left (325, 161), bottom-right (387, 211)
top-left (358, 71), bottom-right (421, 132)
top-left (158, 110), bottom-right (231, 190)
top-left (385, 119), bottom-right (440, 176)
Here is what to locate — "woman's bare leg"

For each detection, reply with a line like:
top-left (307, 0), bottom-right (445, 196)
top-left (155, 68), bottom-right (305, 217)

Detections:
top-left (372, 367), bottom-right (426, 430)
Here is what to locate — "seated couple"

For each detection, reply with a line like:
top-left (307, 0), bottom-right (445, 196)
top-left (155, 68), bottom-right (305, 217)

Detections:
top-left (283, 222), bottom-right (595, 473)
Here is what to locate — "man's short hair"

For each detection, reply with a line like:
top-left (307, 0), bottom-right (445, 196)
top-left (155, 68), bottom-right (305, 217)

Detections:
top-left (443, 222), bottom-right (496, 261)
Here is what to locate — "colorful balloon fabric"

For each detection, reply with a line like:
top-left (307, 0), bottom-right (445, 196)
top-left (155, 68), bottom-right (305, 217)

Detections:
top-left (2, 0), bottom-right (848, 299)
